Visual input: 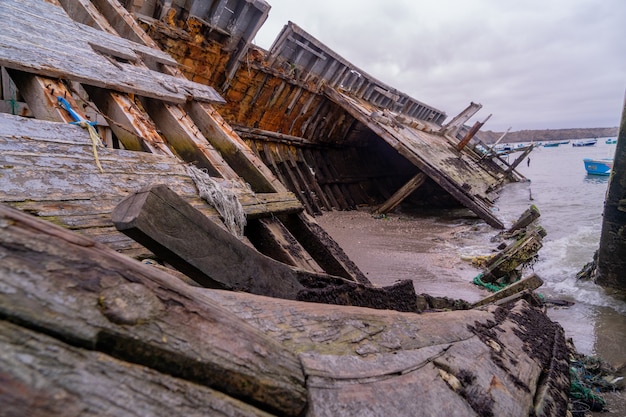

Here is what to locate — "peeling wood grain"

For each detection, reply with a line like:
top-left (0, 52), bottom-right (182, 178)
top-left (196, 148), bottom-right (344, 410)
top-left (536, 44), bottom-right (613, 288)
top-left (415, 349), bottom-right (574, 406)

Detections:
top-left (0, 320), bottom-right (276, 417)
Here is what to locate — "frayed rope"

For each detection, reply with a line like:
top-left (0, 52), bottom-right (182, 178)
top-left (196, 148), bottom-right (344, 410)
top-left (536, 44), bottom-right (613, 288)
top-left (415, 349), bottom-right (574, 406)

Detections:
top-left (187, 165), bottom-right (246, 237)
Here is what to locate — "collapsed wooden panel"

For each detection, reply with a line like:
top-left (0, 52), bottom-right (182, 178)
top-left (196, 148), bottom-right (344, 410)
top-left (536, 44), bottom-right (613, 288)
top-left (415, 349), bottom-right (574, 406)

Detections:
top-left (0, 0), bottom-right (225, 104)
top-left (0, 113), bottom-right (302, 258)
top-left (326, 89), bottom-right (505, 228)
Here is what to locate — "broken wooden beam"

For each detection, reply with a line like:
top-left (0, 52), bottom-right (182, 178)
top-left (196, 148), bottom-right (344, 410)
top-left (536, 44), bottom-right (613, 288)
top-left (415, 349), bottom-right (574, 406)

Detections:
top-left (373, 172), bottom-right (427, 215)
top-left (112, 185), bottom-right (417, 311)
top-left (507, 205), bottom-right (541, 234)
top-left (0, 201), bottom-right (570, 416)
top-left (480, 227), bottom-right (546, 284)
top-left (455, 114), bottom-right (491, 151)
top-left (472, 273), bottom-right (544, 308)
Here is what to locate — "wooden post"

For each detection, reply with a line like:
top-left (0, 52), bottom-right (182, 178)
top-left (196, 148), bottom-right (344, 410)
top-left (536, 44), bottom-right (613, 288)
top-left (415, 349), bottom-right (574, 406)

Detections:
top-left (596, 95), bottom-right (626, 289)
top-left (505, 144), bottom-right (534, 176)
top-left (373, 172), bottom-right (426, 215)
top-left (456, 114), bottom-right (491, 151)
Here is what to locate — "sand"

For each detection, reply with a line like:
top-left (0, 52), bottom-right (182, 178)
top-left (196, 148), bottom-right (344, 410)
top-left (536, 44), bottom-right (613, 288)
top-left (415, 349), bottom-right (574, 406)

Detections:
top-left (315, 208), bottom-right (493, 303)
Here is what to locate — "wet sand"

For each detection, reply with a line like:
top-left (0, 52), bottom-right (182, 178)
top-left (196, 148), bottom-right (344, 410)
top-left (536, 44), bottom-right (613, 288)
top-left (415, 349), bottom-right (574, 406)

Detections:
top-left (316, 208), bottom-right (491, 302)
top-left (316, 208), bottom-right (626, 416)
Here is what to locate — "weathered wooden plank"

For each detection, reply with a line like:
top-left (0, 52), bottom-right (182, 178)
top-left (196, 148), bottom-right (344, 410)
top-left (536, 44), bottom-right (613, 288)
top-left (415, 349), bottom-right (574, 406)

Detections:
top-left (112, 185), bottom-right (415, 309)
top-left (0, 321), bottom-right (276, 417)
top-left (56, 0), bottom-right (119, 36)
top-left (0, 203), bottom-right (569, 416)
top-left (83, 86), bottom-right (175, 155)
top-left (247, 217), bottom-right (325, 273)
top-left (89, 0), bottom-right (162, 47)
top-left (506, 205), bottom-right (541, 234)
top-left (297, 147), bottom-right (333, 210)
top-left (281, 211), bottom-right (372, 284)
top-left (200, 290), bottom-right (569, 417)
top-left (141, 99), bottom-right (240, 178)
top-left (302, 148), bottom-right (342, 209)
top-left (112, 185), bottom-right (304, 294)
top-left (304, 356), bottom-right (479, 417)
top-left (0, 203), bottom-right (307, 416)
top-left (5, 71), bottom-right (79, 123)
top-left (373, 172), bottom-right (426, 215)
top-left (186, 101), bottom-right (288, 194)
top-left (0, 0), bottom-right (224, 104)
top-left (278, 144), bottom-right (320, 213)
top-left (262, 142), bottom-right (299, 200)
top-left (472, 273), bottom-right (544, 307)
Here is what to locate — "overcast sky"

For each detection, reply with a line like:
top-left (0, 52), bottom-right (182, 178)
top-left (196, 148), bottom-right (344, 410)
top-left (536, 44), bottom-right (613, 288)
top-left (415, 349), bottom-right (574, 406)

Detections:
top-left (253, 0), bottom-right (625, 132)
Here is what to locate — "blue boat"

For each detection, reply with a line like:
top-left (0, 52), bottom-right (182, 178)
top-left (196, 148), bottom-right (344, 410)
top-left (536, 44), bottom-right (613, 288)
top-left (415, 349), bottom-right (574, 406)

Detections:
top-left (583, 158), bottom-right (613, 176)
top-left (543, 142), bottom-right (559, 147)
top-left (573, 138), bottom-right (598, 147)
top-left (606, 138), bottom-right (617, 144)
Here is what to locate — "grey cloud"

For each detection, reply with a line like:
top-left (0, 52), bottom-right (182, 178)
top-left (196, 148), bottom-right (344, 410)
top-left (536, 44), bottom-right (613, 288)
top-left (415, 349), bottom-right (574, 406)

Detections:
top-left (255, 0), bottom-right (625, 130)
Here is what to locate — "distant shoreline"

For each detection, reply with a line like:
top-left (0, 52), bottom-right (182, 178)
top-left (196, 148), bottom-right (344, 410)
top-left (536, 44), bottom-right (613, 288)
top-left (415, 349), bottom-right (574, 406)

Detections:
top-left (477, 127), bottom-right (618, 143)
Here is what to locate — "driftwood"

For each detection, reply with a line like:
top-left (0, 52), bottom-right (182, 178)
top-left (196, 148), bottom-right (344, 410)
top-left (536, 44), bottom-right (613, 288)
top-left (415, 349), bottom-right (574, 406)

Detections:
top-left (112, 185), bottom-right (419, 312)
top-left (473, 273), bottom-right (544, 307)
top-left (506, 205), bottom-right (541, 235)
top-left (1, 202), bottom-right (570, 416)
top-left (0, 203), bottom-right (306, 416)
top-left (481, 228), bottom-right (546, 284)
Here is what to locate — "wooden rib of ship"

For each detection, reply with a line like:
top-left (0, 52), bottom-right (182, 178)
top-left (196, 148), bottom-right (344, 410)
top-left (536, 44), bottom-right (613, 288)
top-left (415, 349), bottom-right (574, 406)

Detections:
top-left (0, 0), bottom-right (567, 416)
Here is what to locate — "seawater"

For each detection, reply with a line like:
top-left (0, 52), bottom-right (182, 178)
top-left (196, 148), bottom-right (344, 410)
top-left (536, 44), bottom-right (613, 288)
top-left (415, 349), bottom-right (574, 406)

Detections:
top-left (489, 139), bottom-right (626, 364)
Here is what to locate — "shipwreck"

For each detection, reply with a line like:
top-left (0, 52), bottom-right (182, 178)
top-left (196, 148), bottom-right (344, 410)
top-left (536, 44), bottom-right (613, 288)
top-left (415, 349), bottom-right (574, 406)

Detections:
top-left (0, 0), bottom-right (570, 416)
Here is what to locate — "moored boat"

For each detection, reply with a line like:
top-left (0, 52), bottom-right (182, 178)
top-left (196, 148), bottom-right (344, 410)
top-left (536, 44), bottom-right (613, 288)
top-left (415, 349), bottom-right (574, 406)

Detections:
top-left (573, 138), bottom-right (598, 147)
top-left (606, 138), bottom-right (617, 144)
top-left (583, 158), bottom-right (613, 176)
top-left (543, 142), bottom-right (559, 147)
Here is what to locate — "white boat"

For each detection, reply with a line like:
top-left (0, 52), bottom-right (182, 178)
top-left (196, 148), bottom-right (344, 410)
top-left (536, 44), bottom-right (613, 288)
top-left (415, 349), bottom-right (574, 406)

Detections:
top-left (572, 138), bottom-right (598, 147)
